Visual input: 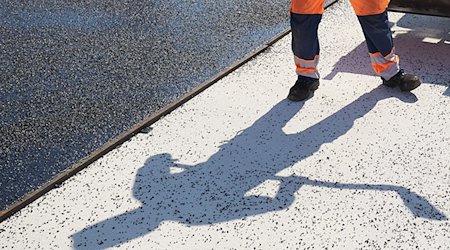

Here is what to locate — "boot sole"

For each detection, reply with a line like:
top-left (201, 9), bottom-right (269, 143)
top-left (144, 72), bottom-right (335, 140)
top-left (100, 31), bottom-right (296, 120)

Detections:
top-left (383, 80), bottom-right (422, 92)
top-left (400, 81), bottom-right (422, 92)
top-left (287, 82), bottom-right (320, 102)
top-left (383, 81), bottom-right (421, 92)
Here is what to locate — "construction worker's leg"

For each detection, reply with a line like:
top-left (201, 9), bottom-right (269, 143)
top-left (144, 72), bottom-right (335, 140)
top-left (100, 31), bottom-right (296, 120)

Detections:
top-left (290, 0), bottom-right (325, 79)
top-left (349, 0), bottom-right (421, 91)
top-left (287, 0), bottom-right (325, 101)
top-left (291, 14), bottom-right (321, 79)
top-left (349, 0), bottom-right (399, 80)
top-left (358, 12), bottom-right (401, 80)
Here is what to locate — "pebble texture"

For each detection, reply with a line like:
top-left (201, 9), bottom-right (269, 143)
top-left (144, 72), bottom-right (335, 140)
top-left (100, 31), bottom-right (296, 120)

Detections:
top-left (0, 0), bottom-right (291, 209)
top-left (1, 1), bottom-right (450, 249)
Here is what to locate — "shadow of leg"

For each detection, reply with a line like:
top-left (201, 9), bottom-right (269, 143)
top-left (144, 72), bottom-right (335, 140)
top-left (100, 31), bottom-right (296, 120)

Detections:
top-left (72, 207), bottom-right (161, 250)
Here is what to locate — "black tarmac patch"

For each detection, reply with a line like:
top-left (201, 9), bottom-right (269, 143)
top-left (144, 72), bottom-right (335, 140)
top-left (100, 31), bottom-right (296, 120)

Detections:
top-left (0, 0), bottom-right (291, 209)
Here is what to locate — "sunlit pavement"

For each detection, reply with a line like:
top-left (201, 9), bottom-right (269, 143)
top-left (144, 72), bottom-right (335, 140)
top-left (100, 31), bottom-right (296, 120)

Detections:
top-left (1, 1), bottom-right (449, 249)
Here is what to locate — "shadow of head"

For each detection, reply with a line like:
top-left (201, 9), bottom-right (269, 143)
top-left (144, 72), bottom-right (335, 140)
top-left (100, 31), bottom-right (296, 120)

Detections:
top-left (133, 153), bottom-right (181, 198)
top-left (142, 153), bottom-right (176, 173)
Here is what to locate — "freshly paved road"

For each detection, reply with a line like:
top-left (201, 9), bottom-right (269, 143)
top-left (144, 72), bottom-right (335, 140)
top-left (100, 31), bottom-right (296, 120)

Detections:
top-left (1, 1), bottom-right (449, 248)
top-left (0, 0), bottom-right (291, 209)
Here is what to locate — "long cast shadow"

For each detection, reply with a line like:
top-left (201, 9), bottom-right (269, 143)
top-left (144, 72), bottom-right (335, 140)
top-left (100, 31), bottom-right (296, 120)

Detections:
top-left (73, 86), bottom-right (446, 249)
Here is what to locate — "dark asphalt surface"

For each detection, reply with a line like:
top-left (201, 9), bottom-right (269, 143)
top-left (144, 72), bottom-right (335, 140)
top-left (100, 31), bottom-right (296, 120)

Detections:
top-left (0, 0), bottom-right (291, 210)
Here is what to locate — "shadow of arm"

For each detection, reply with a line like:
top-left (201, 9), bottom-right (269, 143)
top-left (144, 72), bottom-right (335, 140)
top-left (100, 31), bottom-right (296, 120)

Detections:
top-left (305, 178), bottom-right (447, 221)
top-left (396, 188), bottom-right (447, 221)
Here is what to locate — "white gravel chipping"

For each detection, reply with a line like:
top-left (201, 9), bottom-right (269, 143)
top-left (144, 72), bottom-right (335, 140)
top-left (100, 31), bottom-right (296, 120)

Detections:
top-left (1, 1), bottom-right (449, 249)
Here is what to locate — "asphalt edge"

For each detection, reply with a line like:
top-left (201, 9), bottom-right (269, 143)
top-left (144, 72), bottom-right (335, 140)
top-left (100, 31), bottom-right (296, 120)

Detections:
top-left (0, 0), bottom-right (339, 223)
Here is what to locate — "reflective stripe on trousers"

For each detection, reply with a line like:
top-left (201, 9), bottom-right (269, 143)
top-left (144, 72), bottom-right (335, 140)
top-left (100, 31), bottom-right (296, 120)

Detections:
top-left (291, 13), bottom-right (321, 79)
top-left (369, 48), bottom-right (400, 80)
top-left (290, 0), bottom-right (399, 80)
top-left (294, 55), bottom-right (320, 79)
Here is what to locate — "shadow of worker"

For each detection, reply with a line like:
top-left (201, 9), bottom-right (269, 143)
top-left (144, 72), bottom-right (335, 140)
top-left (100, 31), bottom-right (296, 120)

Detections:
top-left (73, 86), bottom-right (446, 249)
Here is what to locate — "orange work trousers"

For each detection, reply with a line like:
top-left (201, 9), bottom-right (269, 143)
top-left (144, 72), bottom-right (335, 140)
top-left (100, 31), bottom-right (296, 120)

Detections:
top-left (291, 0), bottom-right (399, 80)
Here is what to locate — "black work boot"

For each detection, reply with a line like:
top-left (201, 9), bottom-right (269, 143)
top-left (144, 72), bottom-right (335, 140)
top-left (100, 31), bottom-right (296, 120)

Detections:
top-left (382, 69), bottom-right (422, 91)
top-left (287, 75), bottom-right (320, 101)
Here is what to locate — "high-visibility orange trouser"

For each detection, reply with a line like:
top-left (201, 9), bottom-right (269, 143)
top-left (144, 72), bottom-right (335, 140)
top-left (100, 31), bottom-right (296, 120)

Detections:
top-left (290, 0), bottom-right (399, 80)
